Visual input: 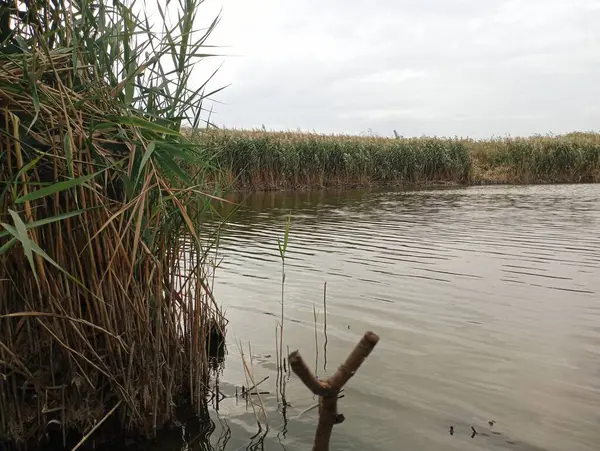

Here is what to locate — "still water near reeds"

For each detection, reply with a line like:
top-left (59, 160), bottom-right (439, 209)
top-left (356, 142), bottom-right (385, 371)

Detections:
top-left (179, 184), bottom-right (600, 451)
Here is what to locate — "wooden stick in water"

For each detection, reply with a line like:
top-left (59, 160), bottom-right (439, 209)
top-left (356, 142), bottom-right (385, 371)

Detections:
top-left (289, 331), bottom-right (379, 451)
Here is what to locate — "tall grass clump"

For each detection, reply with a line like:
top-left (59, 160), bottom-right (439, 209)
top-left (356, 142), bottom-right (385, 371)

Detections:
top-left (196, 129), bottom-right (600, 190)
top-left (467, 134), bottom-right (600, 184)
top-left (199, 129), bottom-right (471, 190)
top-left (0, 0), bottom-right (227, 447)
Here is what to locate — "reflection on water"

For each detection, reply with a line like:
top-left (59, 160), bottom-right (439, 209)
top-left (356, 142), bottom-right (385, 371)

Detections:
top-left (188, 184), bottom-right (600, 451)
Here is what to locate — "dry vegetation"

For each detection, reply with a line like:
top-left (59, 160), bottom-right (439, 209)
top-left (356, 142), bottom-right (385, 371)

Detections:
top-left (191, 129), bottom-right (600, 190)
top-left (466, 132), bottom-right (600, 184)
top-left (0, 0), bottom-right (226, 448)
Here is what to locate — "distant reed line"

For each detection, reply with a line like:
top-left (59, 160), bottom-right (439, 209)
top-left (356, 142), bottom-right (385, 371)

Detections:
top-left (188, 129), bottom-right (600, 190)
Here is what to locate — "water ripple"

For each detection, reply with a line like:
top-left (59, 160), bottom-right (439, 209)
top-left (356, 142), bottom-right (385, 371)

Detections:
top-left (205, 184), bottom-right (600, 451)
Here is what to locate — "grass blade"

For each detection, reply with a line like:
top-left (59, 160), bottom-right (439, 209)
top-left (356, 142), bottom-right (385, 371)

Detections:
top-left (4, 210), bottom-right (38, 282)
top-left (15, 170), bottom-right (105, 204)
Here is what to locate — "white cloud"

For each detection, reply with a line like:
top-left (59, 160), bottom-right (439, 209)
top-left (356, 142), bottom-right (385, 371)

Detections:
top-left (187, 0), bottom-right (600, 138)
top-left (339, 108), bottom-right (440, 121)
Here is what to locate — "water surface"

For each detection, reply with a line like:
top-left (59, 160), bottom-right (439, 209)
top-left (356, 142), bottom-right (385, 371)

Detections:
top-left (192, 184), bottom-right (600, 451)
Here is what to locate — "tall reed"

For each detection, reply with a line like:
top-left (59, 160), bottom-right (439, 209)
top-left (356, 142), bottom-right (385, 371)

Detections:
top-left (0, 0), bottom-right (226, 446)
top-left (467, 134), bottom-right (600, 184)
top-left (195, 129), bottom-right (600, 190)
top-left (199, 129), bottom-right (471, 190)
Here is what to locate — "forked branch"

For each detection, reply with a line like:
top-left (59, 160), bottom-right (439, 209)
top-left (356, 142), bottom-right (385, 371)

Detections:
top-left (289, 331), bottom-right (380, 451)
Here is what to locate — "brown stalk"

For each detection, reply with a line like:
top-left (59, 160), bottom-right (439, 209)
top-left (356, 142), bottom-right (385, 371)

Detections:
top-left (1, 45), bottom-right (226, 446)
top-left (290, 331), bottom-right (380, 451)
top-left (70, 400), bottom-right (123, 451)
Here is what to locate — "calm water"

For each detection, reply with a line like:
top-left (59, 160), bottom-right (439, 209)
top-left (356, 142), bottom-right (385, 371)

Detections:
top-left (179, 184), bottom-right (600, 451)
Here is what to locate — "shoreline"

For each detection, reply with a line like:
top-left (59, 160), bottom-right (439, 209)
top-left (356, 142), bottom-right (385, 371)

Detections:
top-left (206, 177), bottom-right (599, 196)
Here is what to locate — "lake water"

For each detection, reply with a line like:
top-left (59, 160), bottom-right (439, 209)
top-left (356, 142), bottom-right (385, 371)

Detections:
top-left (178, 184), bottom-right (600, 451)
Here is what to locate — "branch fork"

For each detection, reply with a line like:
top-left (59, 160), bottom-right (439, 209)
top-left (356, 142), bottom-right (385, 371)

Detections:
top-left (290, 331), bottom-right (379, 451)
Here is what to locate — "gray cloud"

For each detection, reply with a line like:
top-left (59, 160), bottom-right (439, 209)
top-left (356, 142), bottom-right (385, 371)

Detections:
top-left (199, 0), bottom-right (600, 138)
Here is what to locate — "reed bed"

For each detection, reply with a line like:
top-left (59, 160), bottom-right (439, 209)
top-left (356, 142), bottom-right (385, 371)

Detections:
top-left (198, 129), bottom-right (471, 190)
top-left (0, 0), bottom-right (226, 447)
top-left (194, 129), bottom-right (600, 190)
top-left (468, 133), bottom-right (600, 184)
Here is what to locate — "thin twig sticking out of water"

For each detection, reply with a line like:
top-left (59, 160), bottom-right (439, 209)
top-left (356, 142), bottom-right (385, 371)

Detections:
top-left (274, 322), bottom-right (290, 444)
top-left (279, 346), bottom-right (288, 410)
top-left (323, 282), bottom-right (328, 373)
top-left (277, 215), bottom-right (291, 377)
top-left (241, 376), bottom-right (269, 397)
top-left (237, 340), bottom-right (269, 431)
top-left (275, 324), bottom-right (280, 405)
top-left (280, 263), bottom-right (285, 372)
top-left (275, 323), bottom-right (289, 418)
top-left (275, 216), bottom-right (291, 417)
top-left (313, 304), bottom-right (319, 376)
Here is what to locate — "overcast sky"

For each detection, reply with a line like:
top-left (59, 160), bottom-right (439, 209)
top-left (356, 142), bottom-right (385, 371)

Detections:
top-left (192, 0), bottom-right (600, 138)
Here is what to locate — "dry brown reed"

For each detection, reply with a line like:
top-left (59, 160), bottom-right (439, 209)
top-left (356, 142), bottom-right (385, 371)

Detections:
top-left (0, 7), bottom-right (226, 449)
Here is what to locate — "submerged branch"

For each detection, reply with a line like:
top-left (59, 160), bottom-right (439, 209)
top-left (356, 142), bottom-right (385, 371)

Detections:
top-left (290, 330), bottom-right (380, 451)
